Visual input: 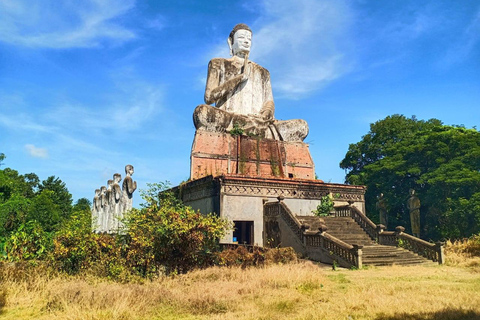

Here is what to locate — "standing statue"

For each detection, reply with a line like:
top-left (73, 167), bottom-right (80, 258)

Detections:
top-left (106, 179), bottom-right (114, 232)
top-left (376, 193), bottom-right (388, 227)
top-left (193, 23), bottom-right (308, 142)
top-left (407, 189), bottom-right (421, 237)
top-left (122, 164), bottom-right (137, 212)
top-left (112, 173), bottom-right (122, 230)
top-left (99, 186), bottom-right (107, 233)
top-left (92, 189), bottom-right (101, 232)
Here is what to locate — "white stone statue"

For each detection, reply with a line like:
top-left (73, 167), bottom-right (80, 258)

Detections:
top-left (106, 179), bottom-right (114, 232)
top-left (99, 186), bottom-right (107, 233)
top-left (92, 189), bottom-right (101, 232)
top-left (193, 23), bottom-right (309, 142)
top-left (112, 173), bottom-right (122, 230)
top-left (122, 164), bottom-right (137, 212)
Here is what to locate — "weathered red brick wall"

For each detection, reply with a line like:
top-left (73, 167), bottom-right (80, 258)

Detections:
top-left (190, 131), bottom-right (315, 180)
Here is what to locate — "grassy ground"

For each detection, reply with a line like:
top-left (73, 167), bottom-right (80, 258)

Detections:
top-left (1, 260), bottom-right (479, 320)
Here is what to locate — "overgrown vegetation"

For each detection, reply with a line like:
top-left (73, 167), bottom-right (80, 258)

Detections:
top-left (313, 193), bottom-right (338, 217)
top-left (0, 260), bottom-right (479, 320)
top-left (340, 115), bottom-right (480, 240)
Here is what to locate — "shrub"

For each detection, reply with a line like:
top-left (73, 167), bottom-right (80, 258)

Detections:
top-left (314, 194), bottom-right (335, 217)
top-left (121, 188), bottom-right (230, 276)
top-left (51, 209), bottom-right (103, 273)
top-left (215, 246), bottom-right (298, 268)
top-left (3, 220), bottom-right (52, 261)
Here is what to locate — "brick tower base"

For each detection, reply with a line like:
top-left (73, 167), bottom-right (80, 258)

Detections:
top-left (190, 130), bottom-right (315, 180)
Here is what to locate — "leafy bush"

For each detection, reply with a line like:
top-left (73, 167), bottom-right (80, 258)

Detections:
top-left (121, 185), bottom-right (230, 276)
top-left (314, 194), bottom-right (335, 217)
top-left (3, 221), bottom-right (51, 261)
top-left (215, 246), bottom-right (298, 268)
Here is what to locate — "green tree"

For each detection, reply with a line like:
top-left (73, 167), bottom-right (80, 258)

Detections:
top-left (73, 198), bottom-right (92, 212)
top-left (38, 176), bottom-right (73, 220)
top-left (27, 190), bottom-right (62, 232)
top-left (340, 115), bottom-right (480, 240)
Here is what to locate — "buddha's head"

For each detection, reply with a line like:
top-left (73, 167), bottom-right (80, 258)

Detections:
top-left (113, 173), bottom-right (121, 183)
top-left (94, 189), bottom-right (100, 196)
top-left (107, 179), bottom-right (113, 190)
top-left (125, 164), bottom-right (134, 176)
top-left (228, 23), bottom-right (252, 57)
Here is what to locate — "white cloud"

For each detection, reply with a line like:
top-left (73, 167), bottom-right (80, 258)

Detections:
top-left (0, 0), bottom-right (136, 48)
top-left (252, 0), bottom-right (354, 98)
top-left (440, 8), bottom-right (480, 67)
top-left (48, 79), bottom-right (163, 133)
top-left (25, 144), bottom-right (49, 158)
top-left (206, 0), bottom-right (354, 99)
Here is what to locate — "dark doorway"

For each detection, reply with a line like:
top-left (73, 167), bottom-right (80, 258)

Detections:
top-left (233, 221), bottom-right (254, 245)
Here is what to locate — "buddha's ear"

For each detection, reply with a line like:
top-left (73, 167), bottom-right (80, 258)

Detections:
top-left (227, 37), bottom-right (233, 56)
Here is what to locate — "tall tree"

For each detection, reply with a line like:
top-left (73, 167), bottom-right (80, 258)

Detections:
top-left (38, 176), bottom-right (73, 220)
top-left (340, 115), bottom-right (480, 240)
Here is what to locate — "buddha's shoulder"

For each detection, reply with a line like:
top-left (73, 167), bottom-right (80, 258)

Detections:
top-left (208, 57), bottom-right (228, 67)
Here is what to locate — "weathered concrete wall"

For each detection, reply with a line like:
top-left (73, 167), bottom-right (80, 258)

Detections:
top-left (220, 194), bottom-right (263, 245)
top-left (177, 175), bottom-right (366, 247)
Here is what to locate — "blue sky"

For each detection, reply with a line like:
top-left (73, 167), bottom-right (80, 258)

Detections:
top-left (1, 0), bottom-right (479, 207)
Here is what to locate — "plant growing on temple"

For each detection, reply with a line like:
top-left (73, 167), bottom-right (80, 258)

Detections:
top-left (121, 183), bottom-right (230, 276)
top-left (229, 122), bottom-right (245, 136)
top-left (314, 194), bottom-right (337, 217)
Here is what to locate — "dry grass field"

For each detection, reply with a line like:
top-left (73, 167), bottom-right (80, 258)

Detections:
top-left (1, 245), bottom-right (479, 320)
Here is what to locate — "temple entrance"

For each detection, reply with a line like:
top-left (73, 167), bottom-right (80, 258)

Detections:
top-left (233, 221), bottom-right (254, 245)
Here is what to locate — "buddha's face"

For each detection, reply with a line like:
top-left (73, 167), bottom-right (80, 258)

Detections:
top-left (232, 29), bottom-right (252, 56)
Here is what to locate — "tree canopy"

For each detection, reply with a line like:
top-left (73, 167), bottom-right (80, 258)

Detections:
top-left (340, 115), bottom-right (480, 240)
top-left (0, 167), bottom-right (73, 238)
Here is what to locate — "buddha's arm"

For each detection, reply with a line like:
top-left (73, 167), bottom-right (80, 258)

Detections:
top-left (114, 185), bottom-right (121, 200)
top-left (260, 74), bottom-right (275, 120)
top-left (125, 178), bottom-right (137, 194)
top-left (204, 59), bottom-right (244, 105)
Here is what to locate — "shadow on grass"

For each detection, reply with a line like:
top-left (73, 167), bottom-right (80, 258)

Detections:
top-left (375, 308), bottom-right (480, 320)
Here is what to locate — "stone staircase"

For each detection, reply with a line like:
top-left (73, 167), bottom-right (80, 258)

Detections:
top-left (298, 215), bottom-right (432, 266)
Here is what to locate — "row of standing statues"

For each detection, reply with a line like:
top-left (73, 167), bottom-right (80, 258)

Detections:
top-left (92, 164), bottom-right (137, 233)
top-left (376, 189), bottom-right (421, 237)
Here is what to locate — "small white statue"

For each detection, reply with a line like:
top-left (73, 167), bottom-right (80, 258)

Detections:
top-left (122, 164), bottom-right (137, 212)
top-left (92, 189), bottom-right (101, 232)
top-left (106, 179), bottom-right (114, 232)
top-left (112, 173), bottom-right (122, 230)
top-left (99, 186), bottom-right (107, 233)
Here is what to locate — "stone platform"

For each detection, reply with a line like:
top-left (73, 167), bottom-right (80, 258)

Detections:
top-left (175, 175), bottom-right (366, 246)
top-left (190, 131), bottom-right (315, 181)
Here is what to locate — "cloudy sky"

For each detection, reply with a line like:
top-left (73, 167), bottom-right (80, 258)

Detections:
top-left (1, 0), bottom-right (479, 206)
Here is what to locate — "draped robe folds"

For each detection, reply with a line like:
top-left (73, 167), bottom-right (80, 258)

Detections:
top-left (193, 56), bottom-right (309, 142)
top-left (122, 176), bottom-right (136, 212)
top-left (112, 183), bottom-right (122, 229)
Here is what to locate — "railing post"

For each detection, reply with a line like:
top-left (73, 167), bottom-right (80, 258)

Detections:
top-left (352, 244), bottom-right (363, 269)
top-left (301, 224), bottom-right (310, 246)
top-left (376, 224), bottom-right (385, 244)
top-left (394, 226), bottom-right (405, 247)
top-left (347, 200), bottom-right (354, 218)
top-left (435, 241), bottom-right (445, 264)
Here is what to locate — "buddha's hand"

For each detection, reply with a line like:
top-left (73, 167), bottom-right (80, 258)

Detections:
top-left (241, 54), bottom-right (250, 82)
top-left (260, 101), bottom-right (275, 120)
top-left (241, 63), bottom-right (251, 82)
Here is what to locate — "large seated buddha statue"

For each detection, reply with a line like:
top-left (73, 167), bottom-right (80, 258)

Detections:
top-left (193, 23), bottom-right (309, 142)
